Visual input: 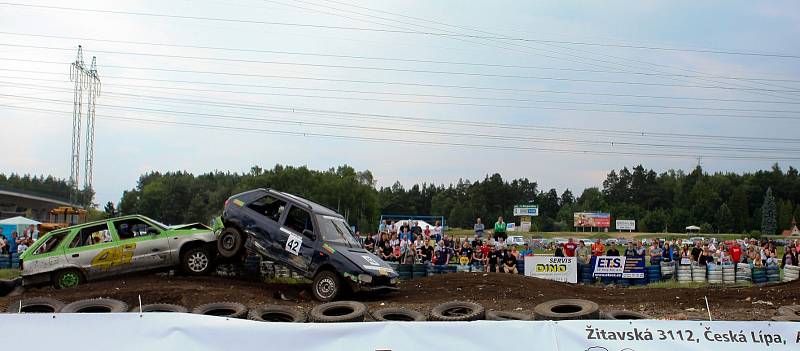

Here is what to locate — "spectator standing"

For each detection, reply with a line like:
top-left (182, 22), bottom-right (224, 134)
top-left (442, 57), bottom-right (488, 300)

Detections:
top-left (624, 242), bottom-right (637, 257)
top-left (698, 247), bottom-right (713, 266)
top-left (606, 245), bottom-right (620, 256)
top-left (562, 238), bottom-right (577, 257)
top-left (433, 221), bottom-right (443, 243)
top-left (379, 220), bottom-right (387, 233)
top-left (781, 244), bottom-right (797, 268)
top-left (577, 241), bottom-right (591, 267)
top-left (730, 242), bottom-right (742, 266)
top-left (420, 241), bottom-right (434, 264)
top-left (554, 244), bottom-right (565, 257)
top-left (635, 242), bottom-right (646, 257)
top-left (434, 241), bottom-right (451, 266)
top-left (648, 243), bottom-right (663, 265)
top-left (0, 235), bottom-right (7, 254)
top-left (493, 216), bottom-right (507, 241)
top-left (661, 242), bottom-right (675, 262)
top-left (502, 249), bottom-right (518, 274)
top-left (519, 243), bottom-right (533, 258)
top-left (690, 243), bottom-right (702, 263)
top-left (591, 239), bottom-right (605, 257)
top-left (474, 218), bottom-right (485, 238)
top-left (411, 221), bottom-right (423, 237)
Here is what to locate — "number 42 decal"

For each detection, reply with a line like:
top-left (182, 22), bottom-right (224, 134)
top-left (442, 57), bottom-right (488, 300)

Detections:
top-left (285, 232), bottom-right (303, 256)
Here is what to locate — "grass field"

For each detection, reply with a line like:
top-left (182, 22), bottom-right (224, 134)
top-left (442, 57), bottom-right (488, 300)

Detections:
top-left (445, 228), bottom-right (791, 242)
top-left (0, 269), bottom-right (21, 280)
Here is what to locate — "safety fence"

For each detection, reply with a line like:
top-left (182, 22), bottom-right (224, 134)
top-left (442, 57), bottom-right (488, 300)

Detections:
top-left (0, 253), bottom-right (20, 269)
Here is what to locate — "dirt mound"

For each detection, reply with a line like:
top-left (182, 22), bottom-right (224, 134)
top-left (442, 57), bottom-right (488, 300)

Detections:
top-left (2, 272), bottom-right (798, 321)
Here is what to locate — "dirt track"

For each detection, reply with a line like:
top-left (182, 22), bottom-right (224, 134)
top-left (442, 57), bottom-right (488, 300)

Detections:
top-left (2, 272), bottom-right (798, 320)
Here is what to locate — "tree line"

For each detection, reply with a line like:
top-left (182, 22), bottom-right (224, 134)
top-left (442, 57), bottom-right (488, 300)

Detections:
top-left (3, 163), bottom-right (799, 235)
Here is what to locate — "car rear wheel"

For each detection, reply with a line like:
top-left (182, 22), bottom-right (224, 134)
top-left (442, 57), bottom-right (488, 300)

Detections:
top-left (217, 227), bottom-right (244, 258)
top-left (53, 269), bottom-right (83, 289)
top-left (182, 246), bottom-right (213, 275)
top-left (312, 270), bottom-right (342, 302)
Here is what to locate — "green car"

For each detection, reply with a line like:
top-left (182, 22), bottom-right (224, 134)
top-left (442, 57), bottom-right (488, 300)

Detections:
top-left (20, 214), bottom-right (217, 289)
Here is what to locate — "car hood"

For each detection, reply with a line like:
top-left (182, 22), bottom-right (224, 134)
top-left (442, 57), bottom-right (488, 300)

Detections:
top-left (332, 244), bottom-right (397, 277)
top-left (168, 223), bottom-right (211, 230)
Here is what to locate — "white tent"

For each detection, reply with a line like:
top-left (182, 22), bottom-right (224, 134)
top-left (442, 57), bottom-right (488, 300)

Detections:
top-left (685, 225), bottom-right (701, 232)
top-left (0, 216), bottom-right (41, 226)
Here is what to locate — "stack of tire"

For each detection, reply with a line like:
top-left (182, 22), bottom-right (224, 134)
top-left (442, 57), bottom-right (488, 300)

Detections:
top-left (751, 267), bottom-right (767, 284)
top-left (243, 255), bottom-right (261, 274)
top-left (647, 265), bottom-right (661, 283)
top-left (783, 265), bottom-right (799, 283)
top-left (0, 254), bottom-right (9, 269)
top-left (579, 265), bottom-right (595, 284)
top-left (260, 261), bottom-right (276, 277)
top-left (660, 262), bottom-right (675, 280)
top-left (707, 265), bottom-right (723, 284)
top-left (10, 253), bottom-right (20, 269)
top-left (735, 264), bottom-right (752, 283)
top-left (616, 278), bottom-right (630, 287)
top-left (533, 299), bottom-right (600, 320)
top-left (446, 264), bottom-right (458, 274)
top-left (766, 266), bottom-right (780, 283)
top-left (456, 264), bottom-right (471, 273)
top-left (722, 265), bottom-right (736, 284)
top-left (216, 264), bottom-right (240, 277)
top-left (691, 265), bottom-right (707, 283)
top-left (516, 259), bottom-right (525, 275)
top-left (412, 264), bottom-right (427, 279)
top-left (677, 265), bottom-right (692, 284)
top-left (274, 264), bottom-right (291, 278)
top-left (397, 264), bottom-right (413, 280)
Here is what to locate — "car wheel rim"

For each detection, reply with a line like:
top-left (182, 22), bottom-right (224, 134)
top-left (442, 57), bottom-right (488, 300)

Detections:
top-left (60, 272), bottom-right (79, 288)
top-left (316, 277), bottom-right (336, 299)
top-left (188, 252), bottom-right (209, 272)
top-left (222, 235), bottom-right (235, 250)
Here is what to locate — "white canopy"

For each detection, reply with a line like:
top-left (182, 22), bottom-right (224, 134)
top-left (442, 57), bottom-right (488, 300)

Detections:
top-left (0, 216), bottom-right (41, 225)
top-left (685, 225), bottom-right (701, 231)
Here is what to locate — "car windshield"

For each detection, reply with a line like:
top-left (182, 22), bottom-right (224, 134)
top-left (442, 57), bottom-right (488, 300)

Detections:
top-left (317, 215), bottom-right (361, 247)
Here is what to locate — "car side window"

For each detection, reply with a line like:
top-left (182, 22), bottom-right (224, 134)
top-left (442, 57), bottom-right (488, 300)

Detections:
top-left (113, 218), bottom-right (158, 240)
top-left (68, 223), bottom-right (112, 249)
top-left (284, 206), bottom-right (313, 234)
top-left (246, 195), bottom-right (287, 223)
top-left (33, 231), bottom-right (69, 255)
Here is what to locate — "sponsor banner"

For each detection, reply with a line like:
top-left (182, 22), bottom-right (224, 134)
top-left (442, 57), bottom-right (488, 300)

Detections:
top-left (616, 219), bottom-right (636, 230)
top-left (524, 256), bottom-right (578, 283)
top-left (513, 204), bottom-right (539, 216)
top-left (574, 212), bottom-right (611, 228)
top-left (557, 319), bottom-right (799, 351)
top-left (592, 256), bottom-right (646, 279)
top-left (0, 315), bottom-right (797, 351)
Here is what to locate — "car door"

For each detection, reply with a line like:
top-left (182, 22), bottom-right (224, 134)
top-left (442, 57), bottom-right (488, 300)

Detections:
top-left (242, 193), bottom-right (288, 259)
top-left (277, 204), bottom-right (317, 274)
top-left (64, 222), bottom-right (121, 280)
top-left (110, 217), bottom-right (173, 274)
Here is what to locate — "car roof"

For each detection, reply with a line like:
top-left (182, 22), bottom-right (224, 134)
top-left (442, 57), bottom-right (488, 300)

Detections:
top-left (254, 188), bottom-right (342, 217)
top-left (44, 214), bottom-right (151, 236)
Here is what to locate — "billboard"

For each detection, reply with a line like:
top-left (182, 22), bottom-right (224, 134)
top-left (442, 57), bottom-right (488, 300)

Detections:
top-left (616, 219), bottom-right (636, 230)
top-left (573, 212), bottom-right (611, 228)
top-left (591, 256), bottom-right (645, 279)
top-left (513, 205), bottom-right (539, 216)
top-left (524, 256), bottom-right (577, 283)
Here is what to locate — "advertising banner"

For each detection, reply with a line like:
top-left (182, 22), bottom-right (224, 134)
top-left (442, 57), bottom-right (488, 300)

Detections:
top-left (592, 256), bottom-right (646, 278)
top-left (513, 204), bottom-right (539, 216)
top-left (0, 314), bottom-right (798, 351)
top-left (574, 212), bottom-right (611, 228)
top-left (524, 256), bottom-right (578, 283)
top-left (616, 219), bottom-right (636, 231)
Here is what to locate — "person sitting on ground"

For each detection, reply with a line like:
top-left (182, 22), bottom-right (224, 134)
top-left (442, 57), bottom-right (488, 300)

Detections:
top-left (606, 245), bottom-right (620, 256)
top-left (363, 234), bottom-right (375, 252)
top-left (434, 241), bottom-right (451, 266)
top-left (459, 242), bottom-right (473, 265)
top-left (420, 240), bottom-right (434, 264)
top-left (401, 241), bottom-right (417, 264)
top-left (392, 243), bottom-right (402, 260)
top-left (472, 244), bottom-right (486, 271)
top-left (502, 248), bottom-right (518, 274)
top-left (487, 245), bottom-right (500, 272)
top-left (381, 241), bottom-right (394, 262)
top-left (389, 232), bottom-right (399, 248)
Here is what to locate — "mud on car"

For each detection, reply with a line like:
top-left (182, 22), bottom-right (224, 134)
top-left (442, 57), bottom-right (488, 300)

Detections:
top-left (20, 215), bottom-right (217, 289)
top-left (216, 188), bottom-right (398, 302)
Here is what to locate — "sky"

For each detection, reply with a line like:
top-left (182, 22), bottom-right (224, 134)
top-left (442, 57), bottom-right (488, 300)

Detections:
top-left (1, 0), bottom-right (799, 206)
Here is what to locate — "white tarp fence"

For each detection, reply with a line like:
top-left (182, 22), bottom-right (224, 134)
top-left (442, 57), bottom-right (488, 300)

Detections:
top-left (0, 313), bottom-right (797, 350)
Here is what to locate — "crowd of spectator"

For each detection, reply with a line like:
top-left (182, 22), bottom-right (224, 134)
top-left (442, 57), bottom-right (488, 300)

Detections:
top-left (365, 217), bottom-right (530, 273)
top-left (0, 224), bottom-right (39, 254)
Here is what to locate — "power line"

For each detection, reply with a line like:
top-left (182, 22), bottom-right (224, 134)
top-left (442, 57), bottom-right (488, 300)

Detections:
top-left (2, 102), bottom-right (798, 161)
top-left (7, 43), bottom-right (799, 94)
top-left (5, 31), bottom-right (800, 83)
top-left (3, 75), bottom-right (798, 120)
top-left (4, 79), bottom-right (799, 145)
top-left (3, 1), bottom-right (799, 59)
top-left (5, 58), bottom-right (799, 106)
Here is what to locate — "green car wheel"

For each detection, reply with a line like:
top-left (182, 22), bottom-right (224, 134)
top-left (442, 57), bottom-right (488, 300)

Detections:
top-left (54, 269), bottom-right (83, 289)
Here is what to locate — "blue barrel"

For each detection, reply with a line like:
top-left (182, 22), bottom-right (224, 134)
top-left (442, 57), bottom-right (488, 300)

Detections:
top-left (616, 278), bottom-right (630, 287)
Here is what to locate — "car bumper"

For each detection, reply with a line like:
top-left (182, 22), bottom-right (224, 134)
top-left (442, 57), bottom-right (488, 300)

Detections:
top-left (21, 273), bottom-right (51, 287)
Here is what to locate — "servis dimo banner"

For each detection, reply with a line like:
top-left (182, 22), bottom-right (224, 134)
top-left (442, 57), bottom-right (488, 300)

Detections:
top-left (524, 256), bottom-right (578, 283)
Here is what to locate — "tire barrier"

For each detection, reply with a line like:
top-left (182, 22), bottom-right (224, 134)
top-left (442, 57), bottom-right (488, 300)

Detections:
top-left (766, 266), bottom-right (780, 283)
top-left (603, 310), bottom-right (653, 320)
top-left (691, 265), bottom-right (707, 283)
top-left (736, 265), bottom-right (752, 283)
top-left (131, 303), bottom-right (189, 313)
top-left (579, 265), bottom-right (595, 284)
top-left (248, 305), bottom-right (307, 322)
top-left (309, 301), bottom-right (367, 323)
top-left (722, 265), bottom-right (736, 284)
top-left (6, 297), bottom-right (65, 313)
top-left (677, 265), bottom-right (692, 283)
top-left (10, 253), bottom-right (20, 269)
top-left (0, 254), bottom-right (9, 269)
top-left (751, 267), bottom-right (767, 284)
top-left (429, 301), bottom-right (485, 321)
top-left (192, 302), bottom-right (248, 319)
top-left (412, 264), bottom-right (427, 279)
top-left (486, 310), bottom-right (532, 321)
top-left (61, 298), bottom-right (129, 313)
top-left (243, 255), bottom-right (261, 274)
top-left (516, 260), bottom-right (525, 275)
top-left (659, 262), bottom-right (675, 280)
top-left (397, 264), bottom-right (413, 280)
top-left (533, 299), bottom-right (600, 321)
top-left (783, 265), bottom-right (799, 283)
top-left (707, 265), bottom-right (723, 284)
top-left (616, 278), bottom-right (630, 287)
top-left (647, 265), bottom-right (661, 282)
top-left (371, 308), bottom-right (426, 322)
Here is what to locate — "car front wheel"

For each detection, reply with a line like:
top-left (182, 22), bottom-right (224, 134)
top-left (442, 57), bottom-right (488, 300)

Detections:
top-left (53, 269), bottom-right (83, 289)
top-left (182, 246), bottom-right (213, 275)
top-left (311, 270), bottom-right (342, 302)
